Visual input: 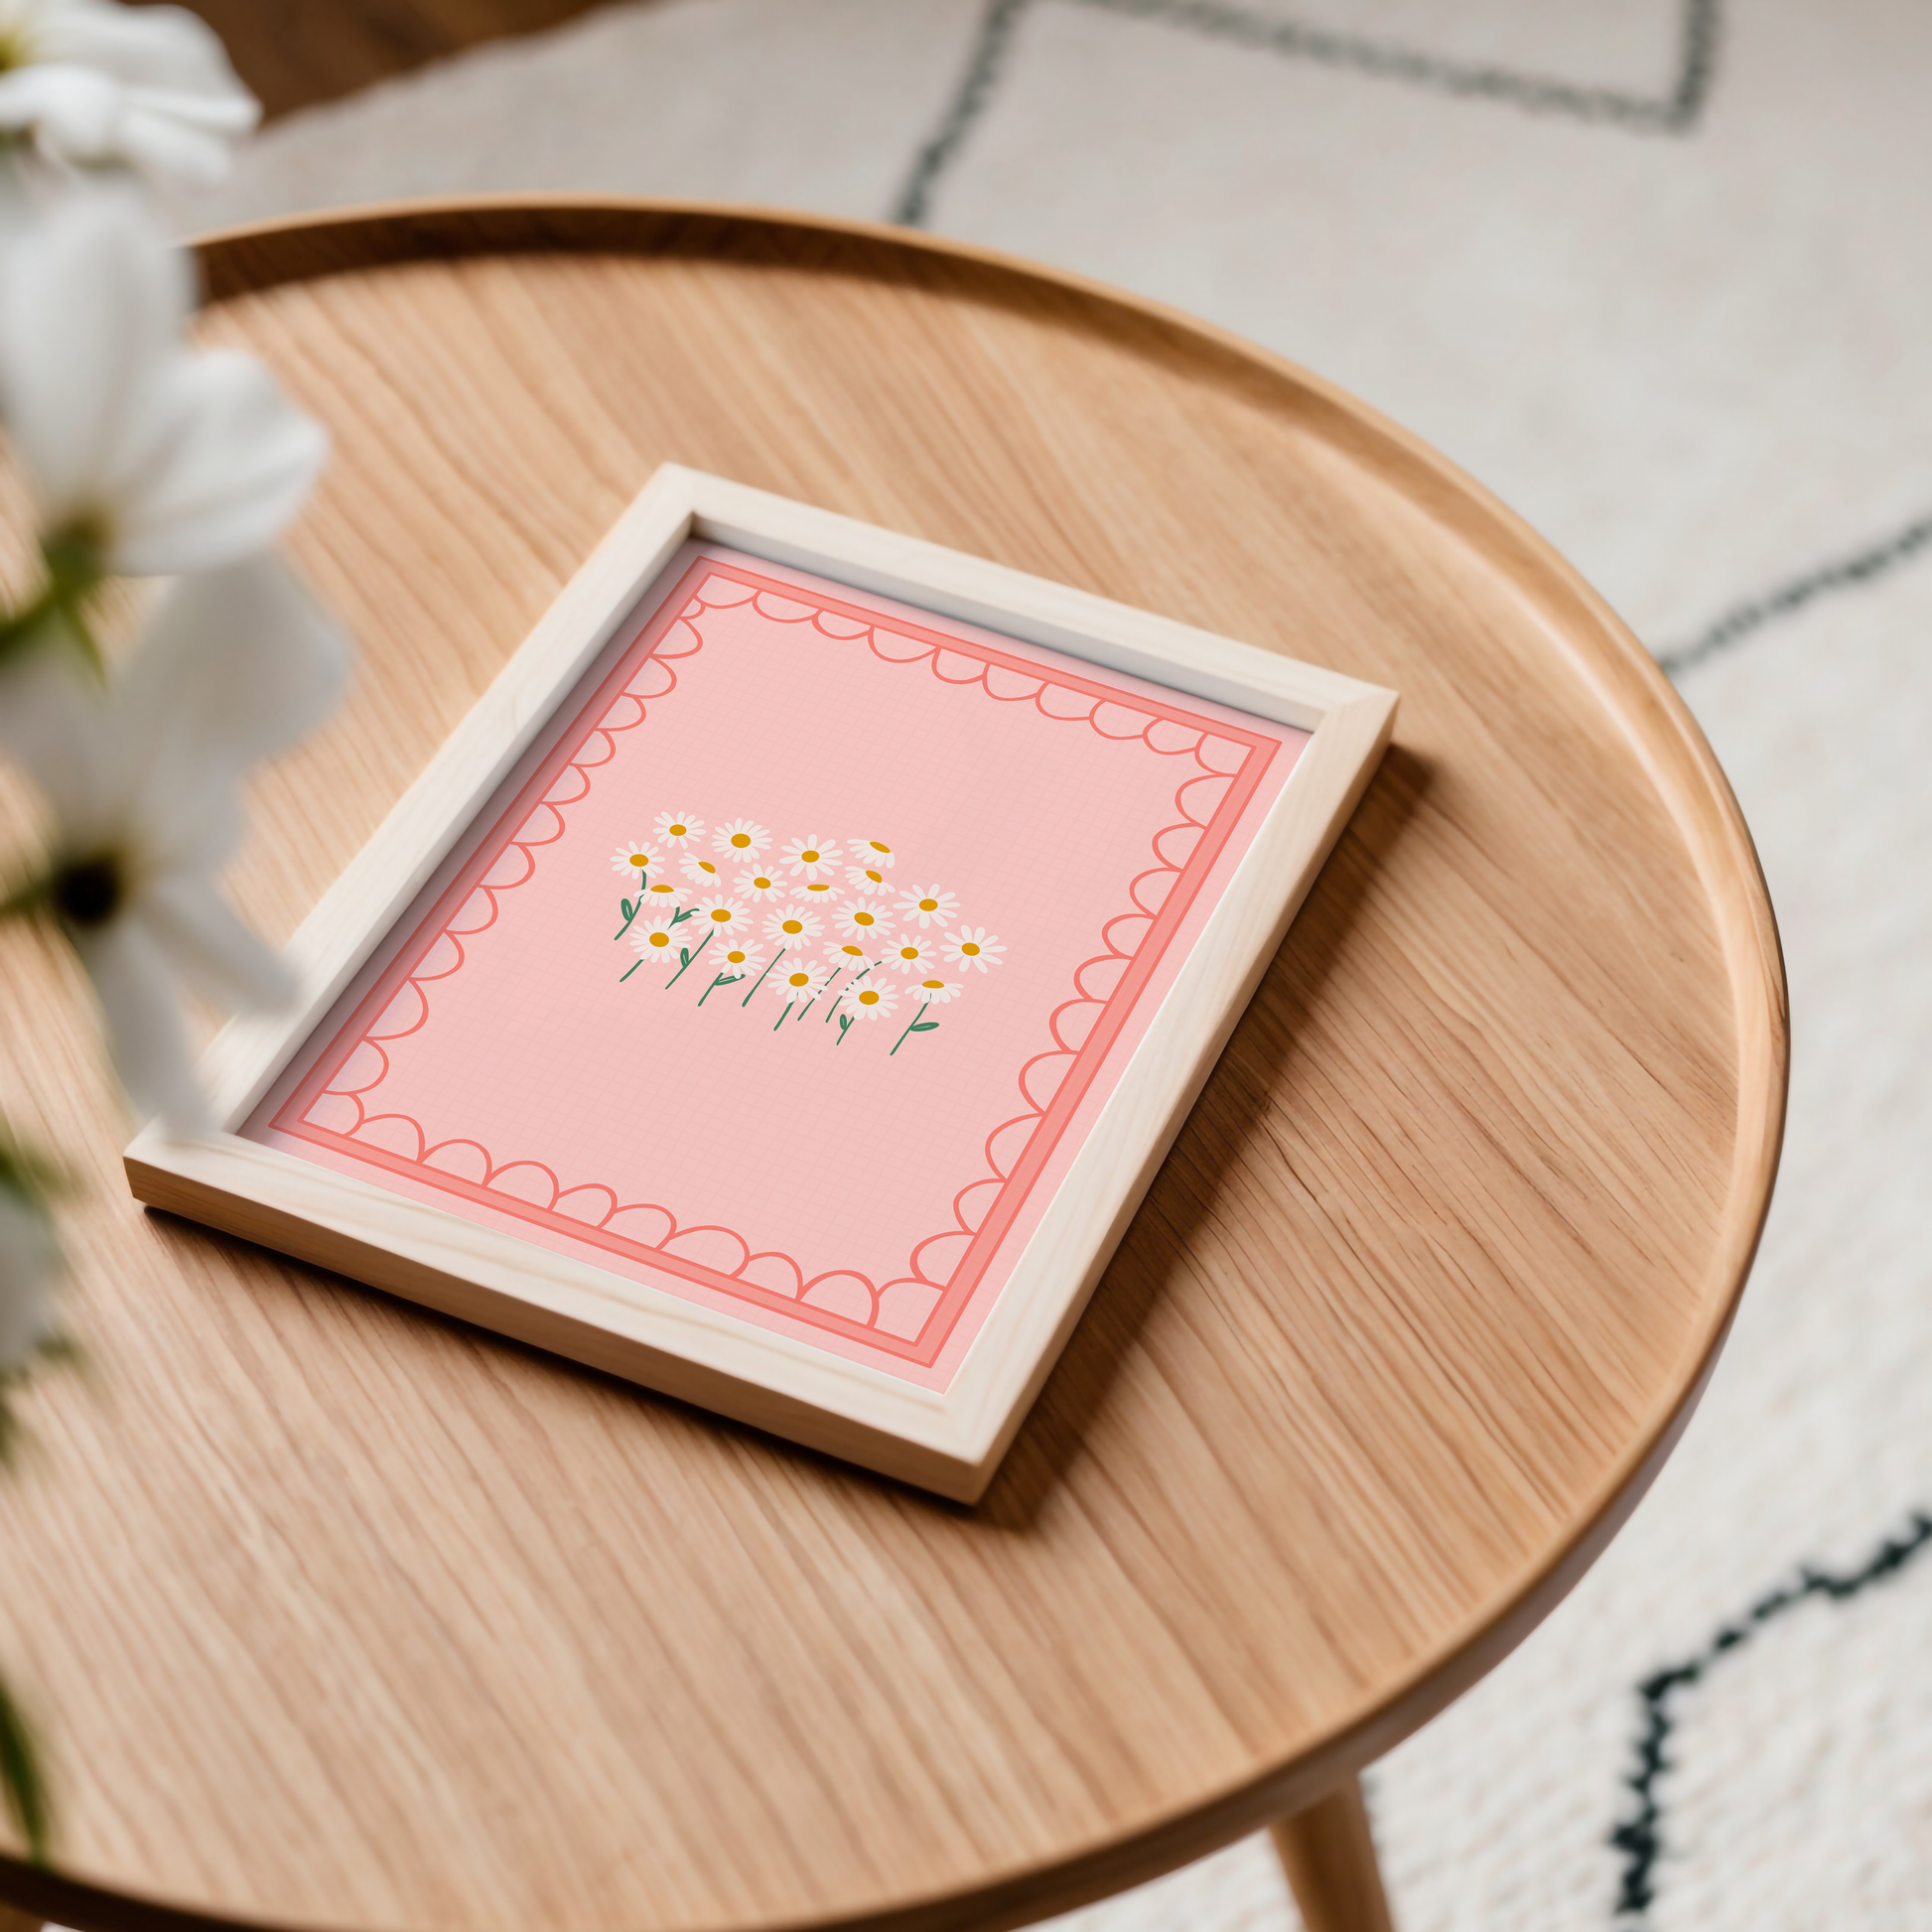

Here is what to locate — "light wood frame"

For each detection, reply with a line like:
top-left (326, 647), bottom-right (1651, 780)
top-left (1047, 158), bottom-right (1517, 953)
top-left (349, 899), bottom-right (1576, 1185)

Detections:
top-left (125, 465), bottom-right (1396, 1500)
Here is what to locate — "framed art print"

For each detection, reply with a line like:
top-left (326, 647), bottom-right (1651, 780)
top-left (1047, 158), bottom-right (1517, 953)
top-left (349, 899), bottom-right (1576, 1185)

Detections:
top-left (126, 467), bottom-right (1396, 1500)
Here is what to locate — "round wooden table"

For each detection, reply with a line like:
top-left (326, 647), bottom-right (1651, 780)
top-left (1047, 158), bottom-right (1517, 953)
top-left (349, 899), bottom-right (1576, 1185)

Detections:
top-left (0, 202), bottom-right (1785, 1932)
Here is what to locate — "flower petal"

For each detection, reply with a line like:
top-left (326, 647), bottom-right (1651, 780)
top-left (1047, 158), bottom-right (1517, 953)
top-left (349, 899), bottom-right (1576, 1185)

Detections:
top-left (73, 917), bottom-right (209, 1133)
top-left (141, 874), bottom-right (291, 1012)
top-left (41, 1), bottom-right (260, 117)
top-left (0, 643), bottom-right (127, 841)
top-left (106, 348), bottom-right (328, 574)
top-left (0, 190), bottom-right (187, 527)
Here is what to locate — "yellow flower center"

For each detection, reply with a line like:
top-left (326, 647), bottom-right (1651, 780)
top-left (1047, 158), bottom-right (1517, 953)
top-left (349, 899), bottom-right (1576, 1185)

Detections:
top-left (754, 877), bottom-right (773, 890)
top-left (858, 989), bottom-right (880, 1006)
top-left (668, 823), bottom-right (687, 837)
top-left (837, 943), bottom-right (863, 957)
top-left (710, 907), bottom-right (733, 922)
top-left (730, 832), bottom-right (751, 848)
top-left (918, 897), bottom-right (937, 911)
top-left (781, 918), bottom-right (803, 934)
top-left (870, 842), bottom-right (891, 855)
top-left (726, 949), bottom-right (748, 964)
top-left (921, 979), bottom-right (945, 990)
top-left (961, 941), bottom-right (980, 955)
top-left (646, 932), bottom-right (670, 948)
top-left (800, 848), bottom-right (818, 863)
top-left (864, 869), bottom-right (883, 885)
top-left (629, 853), bottom-right (648, 867)
top-left (854, 911), bottom-right (875, 926)
top-left (647, 882), bottom-right (674, 896)
top-left (898, 947), bottom-right (917, 960)
top-left (786, 972), bottom-right (810, 988)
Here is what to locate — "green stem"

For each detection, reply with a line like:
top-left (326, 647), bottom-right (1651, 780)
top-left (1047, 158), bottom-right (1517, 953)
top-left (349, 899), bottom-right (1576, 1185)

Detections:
top-left (698, 973), bottom-right (742, 1006)
top-left (771, 1002), bottom-right (793, 1031)
top-left (741, 948), bottom-right (782, 1006)
top-left (619, 960), bottom-right (640, 982)
top-left (889, 1002), bottom-right (931, 1057)
top-left (613, 889), bottom-right (644, 940)
top-left (664, 930), bottom-right (711, 987)
top-left (824, 962), bottom-right (870, 1023)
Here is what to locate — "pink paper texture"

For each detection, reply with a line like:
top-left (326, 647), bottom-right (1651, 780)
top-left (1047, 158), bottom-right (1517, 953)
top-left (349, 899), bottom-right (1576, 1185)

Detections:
top-left (248, 546), bottom-right (1307, 1387)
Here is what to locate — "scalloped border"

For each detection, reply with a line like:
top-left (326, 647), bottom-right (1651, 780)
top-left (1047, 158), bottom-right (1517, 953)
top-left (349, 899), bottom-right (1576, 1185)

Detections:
top-left (272, 556), bottom-right (1284, 1369)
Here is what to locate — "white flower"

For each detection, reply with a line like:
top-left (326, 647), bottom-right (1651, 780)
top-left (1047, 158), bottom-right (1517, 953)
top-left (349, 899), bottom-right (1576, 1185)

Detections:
top-left (791, 877), bottom-right (838, 907)
top-left (736, 868), bottom-right (784, 900)
top-left (0, 554), bottom-right (348, 1131)
top-left (713, 937), bottom-right (764, 975)
top-left (834, 897), bottom-right (893, 941)
top-left (844, 863), bottom-right (889, 893)
top-left (652, 809), bottom-right (702, 846)
top-left (766, 960), bottom-right (826, 1004)
top-left (762, 905), bottom-right (822, 948)
top-left (0, 0), bottom-right (259, 186)
top-left (844, 979), bottom-right (900, 1023)
top-left (942, 926), bottom-right (1004, 972)
top-left (0, 193), bottom-right (326, 577)
top-left (848, 836), bottom-right (896, 871)
top-left (611, 839), bottom-right (652, 878)
top-left (710, 816), bottom-right (768, 859)
top-left (822, 940), bottom-right (871, 970)
top-left (882, 936), bottom-right (935, 975)
top-left (680, 854), bottom-right (724, 891)
top-left (897, 884), bottom-right (958, 929)
top-left (635, 875), bottom-right (682, 911)
top-left (0, 1174), bottom-right (57, 1374)
top-left (629, 914), bottom-right (681, 962)
top-left (909, 976), bottom-right (965, 1006)
top-left (778, 832), bottom-right (840, 880)
top-left (691, 896), bottom-right (751, 936)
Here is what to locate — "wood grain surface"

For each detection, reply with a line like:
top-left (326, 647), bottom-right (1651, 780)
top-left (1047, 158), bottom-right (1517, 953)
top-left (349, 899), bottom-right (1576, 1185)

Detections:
top-left (0, 202), bottom-right (1785, 1932)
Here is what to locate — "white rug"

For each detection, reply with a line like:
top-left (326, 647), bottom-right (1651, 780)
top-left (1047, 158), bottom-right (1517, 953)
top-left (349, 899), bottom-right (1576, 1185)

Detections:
top-left (161, 4), bottom-right (1932, 1925)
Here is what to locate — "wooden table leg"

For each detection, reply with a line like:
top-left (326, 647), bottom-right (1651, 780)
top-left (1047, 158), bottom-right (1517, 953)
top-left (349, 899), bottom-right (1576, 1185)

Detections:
top-left (1270, 1773), bottom-right (1397, 1932)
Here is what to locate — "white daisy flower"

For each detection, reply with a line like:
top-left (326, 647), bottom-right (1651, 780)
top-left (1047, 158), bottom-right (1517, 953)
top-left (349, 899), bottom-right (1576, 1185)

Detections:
top-left (823, 939), bottom-right (871, 968)
top-left (762, 905), bottom-right (823, 948)
top-left (779, 832), bottom-right (840, 880)
top-left (942, 926), bottom-right (1005, 972)
top-left (909, 976), bottom-right (966, 1006)
top-left (611, 840), bottom-right (653, 878)
top-left (845, 980), bottom-right (900, 1022)
top-left (736, 869), bottom-right (785, 899)
top-left (897, 884), bottom-right (959, 929)
top-left (845, 864), bottom-right (890, 893)
top-left (882, 936), bottom-right (936, 975)
top-left (848, 837), bottom-right (897, 871)
top-left (692, 896), bottom-right (751, 936)
top-left (629, 915), bottom-right (681, 962)
top-left (680, 854), bottom-right (724, 890)
top-left (637, 876), bottom-right (682, 908)
top-left (713, 938), bottom-right (765, 975)
top-left (0, 0), bottom-right (260, 188)
top-left (711, 816), bottom-right (769, 859)
top-left (792, 877), bottom-right (839, 905)
top-left (0, 195), bottom-right (326, 584)
top-left (835, 897), bottom-right (893, 941)
top-left (0, 556), bottom-right (346, 1130)
top-left (652, 809), bottom-right (703, 847)
top-left (767, 961), bottom-right (827, 1004)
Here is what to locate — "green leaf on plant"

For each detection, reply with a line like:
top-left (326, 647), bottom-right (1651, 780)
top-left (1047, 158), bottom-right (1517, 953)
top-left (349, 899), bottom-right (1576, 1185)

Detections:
top-left (0, 1670), bottom-right (51, 1863)
top-left (910, 1023), bottom-right (939, 1033)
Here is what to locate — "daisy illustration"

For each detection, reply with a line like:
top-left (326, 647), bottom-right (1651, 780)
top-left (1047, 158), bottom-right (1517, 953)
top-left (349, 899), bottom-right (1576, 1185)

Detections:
top-left (910, 976), bottom-right (966, 1006)
top-left (883, 937), bottom-right (935, 975)
top-left (737, 869), bottom-right (785, 899)
top-left (653, 809), bottom-right (704, 847)
top-left (848, 837), bottom-right (896, 871)
top-left (630, 916), bottom-right (681, 961)
top-left (835, 897), bottom-right (894, 941)
top-left (611, 840), bottom-right (653, 878)
top-left (693, 896), bottom-right (752, 934)
top-left (845, 864), bottom-right (889, 893)
top-left (823, 940), bottom-right (870, 968)
top-left (638, 876), bottom-right (682, 906)
top-left (715, 939), bottom-right (765, 974)
top-left (779, 832), bottom-right (841, 881)
top-left (763, 905), bottom-right (823, 947)
top-left (793, 877), bottom-right (839, 904)
top-left (767, 962), bottom-right (827, 1004)
top-left (897, 884), bottom-right (958, 929)
top-left (943, 925), bottom-right (1004, 972)
top-left (681, 855), bottom-right (725, 889)
top-left (711, 816), bottom-right (769, 859)
top-left (845, 980), bottom-right (900, 1022)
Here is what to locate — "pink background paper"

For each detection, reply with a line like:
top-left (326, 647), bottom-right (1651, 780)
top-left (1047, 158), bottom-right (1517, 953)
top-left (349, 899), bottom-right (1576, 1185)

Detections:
top-left (247, 544), bottom-right (1307, 1388)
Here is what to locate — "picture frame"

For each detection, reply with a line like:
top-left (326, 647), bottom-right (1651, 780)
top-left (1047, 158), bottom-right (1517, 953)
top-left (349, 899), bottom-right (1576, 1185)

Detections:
top-left (125, 465), bottom-right (1396, 1501)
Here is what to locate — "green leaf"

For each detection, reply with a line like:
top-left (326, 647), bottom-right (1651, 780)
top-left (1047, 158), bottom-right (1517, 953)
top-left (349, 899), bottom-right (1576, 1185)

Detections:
top-left (678, 948), bottom-right (691, 966)
top-left (910, 1022), bottom-right (939, 1033)
top-left (621, 897), bottom-right (635, 919)
top-left (0, 1670), bottom-right (51, 1863)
